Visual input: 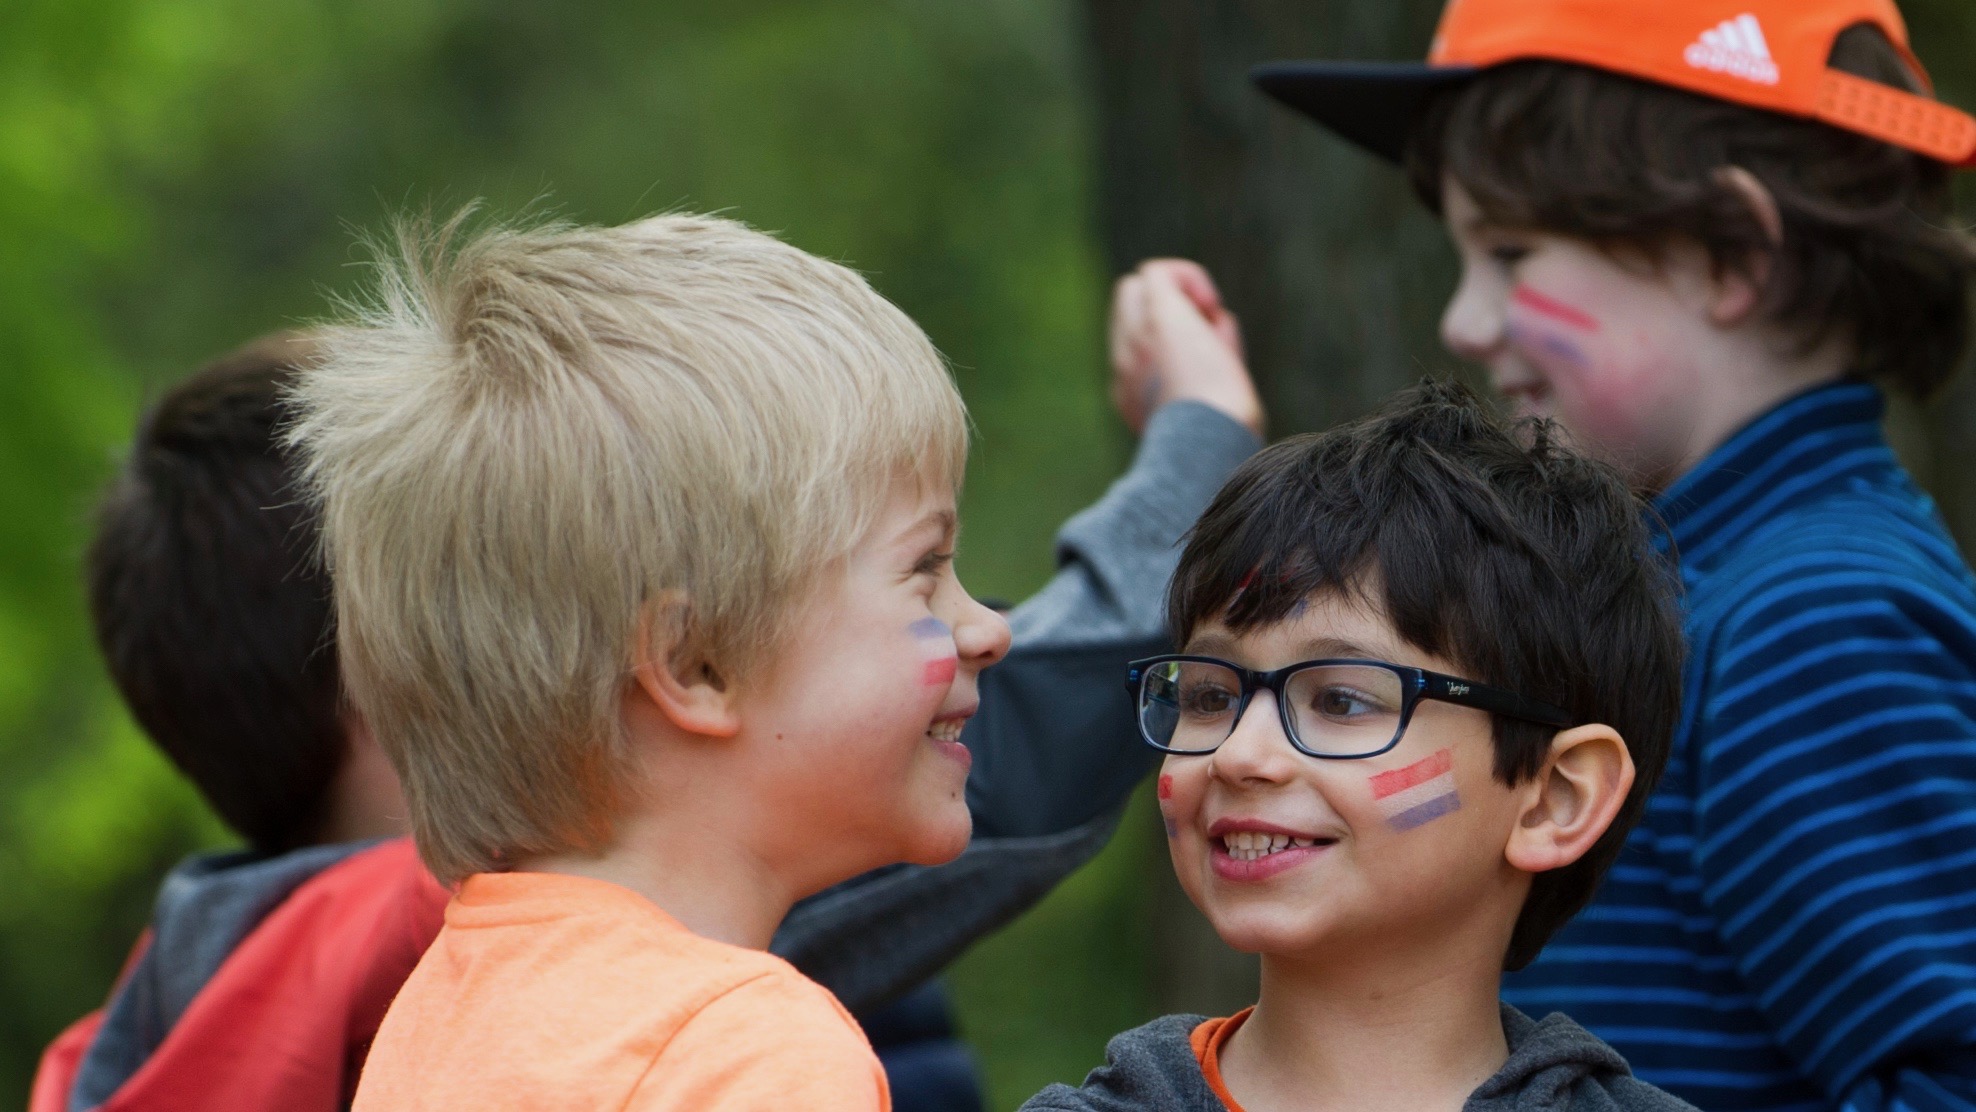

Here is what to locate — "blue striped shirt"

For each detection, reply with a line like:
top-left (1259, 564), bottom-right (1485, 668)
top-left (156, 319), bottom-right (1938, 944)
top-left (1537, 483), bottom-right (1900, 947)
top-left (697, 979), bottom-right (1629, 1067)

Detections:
top-left (1505, 383), bottom-right (1976, 1111)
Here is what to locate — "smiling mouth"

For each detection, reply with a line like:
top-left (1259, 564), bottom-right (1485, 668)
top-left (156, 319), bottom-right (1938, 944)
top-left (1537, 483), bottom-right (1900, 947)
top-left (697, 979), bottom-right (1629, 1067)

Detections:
top-left (926, 719), bottom-right (966, 744)
top-left (1219, 831), bottom-right (1334, 861)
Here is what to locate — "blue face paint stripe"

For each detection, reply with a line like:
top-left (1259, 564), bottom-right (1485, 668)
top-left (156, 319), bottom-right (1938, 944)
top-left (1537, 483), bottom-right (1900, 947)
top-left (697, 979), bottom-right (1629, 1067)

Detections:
top-left (1387, 792), bottom-right (1460, 831)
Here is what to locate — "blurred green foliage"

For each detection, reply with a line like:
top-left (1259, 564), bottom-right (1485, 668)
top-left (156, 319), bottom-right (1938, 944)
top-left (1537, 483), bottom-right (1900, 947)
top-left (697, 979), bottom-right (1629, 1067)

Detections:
top-left (0, 0), bottom-right (1145, 1104)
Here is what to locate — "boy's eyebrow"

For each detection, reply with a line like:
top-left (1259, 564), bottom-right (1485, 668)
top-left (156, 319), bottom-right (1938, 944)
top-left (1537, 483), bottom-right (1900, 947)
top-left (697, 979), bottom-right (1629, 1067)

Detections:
top-left (1298, 636), bottom-right (1395, 661)
top-left (898, 508), bottom-right (957, 546)
top-left (1182, 632), bottom-right (1238, 656)
top-left (1179, 632), bottom-right (1403, 663)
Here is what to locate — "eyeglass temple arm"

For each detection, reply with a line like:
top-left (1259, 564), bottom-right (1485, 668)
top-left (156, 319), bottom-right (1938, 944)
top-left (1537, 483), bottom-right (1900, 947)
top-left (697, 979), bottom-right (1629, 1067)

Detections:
top-left (1420, 672), bottom-right (1572, 728)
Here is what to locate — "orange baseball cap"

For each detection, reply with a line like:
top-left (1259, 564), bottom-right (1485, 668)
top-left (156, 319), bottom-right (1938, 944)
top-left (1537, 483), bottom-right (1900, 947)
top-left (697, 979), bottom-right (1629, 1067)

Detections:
top-left (1252, 0), bottom-right (1976, 168)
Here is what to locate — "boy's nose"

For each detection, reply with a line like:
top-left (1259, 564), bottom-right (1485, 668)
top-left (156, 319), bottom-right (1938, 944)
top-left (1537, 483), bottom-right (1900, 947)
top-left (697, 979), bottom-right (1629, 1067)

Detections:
top-left (954, 596), bottom-right (1011, 670)
top-left (1210, 690), bottom-right (1298, 785)
top-left (1441, 272), bottom-right (1507, 363)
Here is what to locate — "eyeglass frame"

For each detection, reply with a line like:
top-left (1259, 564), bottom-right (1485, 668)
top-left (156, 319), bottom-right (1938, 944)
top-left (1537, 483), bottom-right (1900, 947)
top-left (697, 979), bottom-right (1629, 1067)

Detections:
top-left (1124, 654), bottom-right (1574, 760)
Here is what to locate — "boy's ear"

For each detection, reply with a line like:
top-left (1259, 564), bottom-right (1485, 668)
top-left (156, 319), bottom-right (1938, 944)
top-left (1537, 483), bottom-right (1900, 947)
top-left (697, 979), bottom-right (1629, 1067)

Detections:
top-left (1504, 724), bottom-right (1635, 875)
top-left (629, 594), bottom-right (741, 739)
top-left (1708, 166), bottom-right (1782, 327)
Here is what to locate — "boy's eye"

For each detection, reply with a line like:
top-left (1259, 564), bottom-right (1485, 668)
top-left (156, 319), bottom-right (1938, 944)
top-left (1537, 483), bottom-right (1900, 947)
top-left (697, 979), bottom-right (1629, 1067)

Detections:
top-left (1311, 685), bottom-right (1388, 721)
top-left (1489, 244), bottom-right (1531, 268)
top-left (1180, 681), bottom-right (1239, 718)
top-left (914, 550), bottom-right (954, 576)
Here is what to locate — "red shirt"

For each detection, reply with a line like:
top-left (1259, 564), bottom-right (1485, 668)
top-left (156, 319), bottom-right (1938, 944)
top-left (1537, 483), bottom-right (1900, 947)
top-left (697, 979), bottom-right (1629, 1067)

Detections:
top-left (31, 838), bottom-right (446, 1112)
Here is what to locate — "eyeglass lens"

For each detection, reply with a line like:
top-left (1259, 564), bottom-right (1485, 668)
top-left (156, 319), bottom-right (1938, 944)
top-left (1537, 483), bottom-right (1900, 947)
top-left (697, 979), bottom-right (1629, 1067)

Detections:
top-left (1138, 659), bottom-right (1408, 757)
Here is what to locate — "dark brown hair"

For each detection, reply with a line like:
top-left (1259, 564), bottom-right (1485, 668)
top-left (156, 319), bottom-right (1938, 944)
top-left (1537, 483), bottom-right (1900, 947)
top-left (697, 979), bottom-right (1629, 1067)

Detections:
top-left (1407, 26), bottom-right (1976, 396)
top-left (1168, 380), bottom-right (1685, 970)
top-left (87, 333), bottom-right (343, 853)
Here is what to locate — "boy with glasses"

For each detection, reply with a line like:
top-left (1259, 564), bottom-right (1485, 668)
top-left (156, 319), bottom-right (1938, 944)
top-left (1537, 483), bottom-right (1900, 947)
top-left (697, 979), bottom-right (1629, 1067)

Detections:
top-left (1026, 382), bottom-right (1694, 1111)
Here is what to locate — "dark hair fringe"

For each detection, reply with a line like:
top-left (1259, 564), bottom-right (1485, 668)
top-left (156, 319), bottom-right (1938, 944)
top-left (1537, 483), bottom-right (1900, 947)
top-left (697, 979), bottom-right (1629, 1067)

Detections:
top-left (1167, 380), bottom-right (1686, 970)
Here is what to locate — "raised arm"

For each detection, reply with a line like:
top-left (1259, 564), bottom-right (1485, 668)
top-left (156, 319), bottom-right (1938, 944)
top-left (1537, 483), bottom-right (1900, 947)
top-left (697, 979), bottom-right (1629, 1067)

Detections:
top-left (968, 258), bottom-right (1263, 838)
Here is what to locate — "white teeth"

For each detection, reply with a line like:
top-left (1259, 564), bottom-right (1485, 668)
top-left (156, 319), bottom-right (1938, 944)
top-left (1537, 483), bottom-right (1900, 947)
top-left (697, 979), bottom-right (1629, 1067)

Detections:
top-left (1219, 832), bottom-right (1323, 860)
top-left (926, 720), bottom-right (964, 743)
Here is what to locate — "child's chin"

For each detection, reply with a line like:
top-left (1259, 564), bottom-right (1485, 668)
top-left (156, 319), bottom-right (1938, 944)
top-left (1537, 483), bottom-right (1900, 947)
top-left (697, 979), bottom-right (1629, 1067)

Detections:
top-left (1204, 904), bottom-right (1333, 956)
top-left (900, 808), bottom-right (972, 866)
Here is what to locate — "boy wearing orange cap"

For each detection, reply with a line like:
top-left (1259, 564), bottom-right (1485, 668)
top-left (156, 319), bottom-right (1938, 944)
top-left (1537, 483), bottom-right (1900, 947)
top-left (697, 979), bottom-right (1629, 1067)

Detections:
top-left (1116, 1), bottom-right (1976, 1108)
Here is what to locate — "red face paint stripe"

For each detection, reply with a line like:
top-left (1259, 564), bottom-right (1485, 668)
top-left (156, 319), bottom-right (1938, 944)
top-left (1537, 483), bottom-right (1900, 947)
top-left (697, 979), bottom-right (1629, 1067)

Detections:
top-left (1157, 774), bottom-right (1173, 800)
top-left (1512, 286), bottom-right (1601, 332)
top-left (1369, 748), bottom-right (1454, 800)
top-left (921, 657), bottom-right (958, 685)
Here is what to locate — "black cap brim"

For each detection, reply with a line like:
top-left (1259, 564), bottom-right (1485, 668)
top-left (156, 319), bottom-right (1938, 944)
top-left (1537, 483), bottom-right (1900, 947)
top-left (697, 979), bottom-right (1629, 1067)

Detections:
top-left (1251, 61), bottom-right (1479, 164)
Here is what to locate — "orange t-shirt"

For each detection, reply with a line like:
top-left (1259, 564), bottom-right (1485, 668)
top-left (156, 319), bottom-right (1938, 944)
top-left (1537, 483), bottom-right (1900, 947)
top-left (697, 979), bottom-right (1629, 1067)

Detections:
top-left (1192, 1007), bottom-right (1254, 1112)
top-left (352, 871), bottom-right (889, 1111)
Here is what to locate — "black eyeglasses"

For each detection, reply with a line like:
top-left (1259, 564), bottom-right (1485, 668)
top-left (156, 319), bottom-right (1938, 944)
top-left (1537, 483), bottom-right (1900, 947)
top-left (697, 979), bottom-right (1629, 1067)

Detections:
top-left (1126, 655), bottom-right (1571, 760)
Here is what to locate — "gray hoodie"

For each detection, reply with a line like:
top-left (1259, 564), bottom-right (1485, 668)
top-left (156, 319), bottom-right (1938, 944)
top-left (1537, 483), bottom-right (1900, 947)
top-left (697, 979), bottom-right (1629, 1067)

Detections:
top-left (1022, 1005), bottom-right (1703, 1112)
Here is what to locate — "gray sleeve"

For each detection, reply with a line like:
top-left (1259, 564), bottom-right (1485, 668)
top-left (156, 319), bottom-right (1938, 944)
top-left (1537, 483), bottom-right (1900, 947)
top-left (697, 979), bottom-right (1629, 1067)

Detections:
top-left (966, 401), bottom-right (1260, 837)
top-left (1006, 401), bottom-right (1263, 649)
top-left (773, 806), bottom-right (1123, 1013)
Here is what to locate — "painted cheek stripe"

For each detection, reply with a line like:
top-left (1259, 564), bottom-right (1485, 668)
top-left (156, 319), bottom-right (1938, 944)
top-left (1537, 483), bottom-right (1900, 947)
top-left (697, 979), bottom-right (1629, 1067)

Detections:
top-left (1158, 774), bottom-right (1179, 838)
top-left (910, 617), bottom-right (958, 686)
top-left (1369, 748), bottom-right (1461, 831)
top-left (1511, 286), bottom-right (1601, 333)
top-left (1506, 320), bottom-right (1591, 370)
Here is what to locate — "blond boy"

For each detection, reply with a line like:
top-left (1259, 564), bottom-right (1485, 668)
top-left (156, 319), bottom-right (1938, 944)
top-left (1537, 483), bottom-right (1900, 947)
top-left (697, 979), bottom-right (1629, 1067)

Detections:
top-left (288, 211), bottom-right (1011, 1109)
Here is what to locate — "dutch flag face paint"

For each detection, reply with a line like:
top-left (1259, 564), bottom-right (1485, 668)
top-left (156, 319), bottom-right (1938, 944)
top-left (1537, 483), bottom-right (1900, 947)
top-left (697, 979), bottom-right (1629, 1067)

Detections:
top-left (910, 617), bottom-right (958, 687)
top-left (1507, 285), bottom-right (1598, 373)
top-left (1369, 748), bottom-right (1461, 832)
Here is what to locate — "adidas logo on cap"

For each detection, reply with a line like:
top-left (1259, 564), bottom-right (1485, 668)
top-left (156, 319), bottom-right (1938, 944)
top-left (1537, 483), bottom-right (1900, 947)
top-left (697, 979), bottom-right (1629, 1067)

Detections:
top-left (1684, 13), bottom-right (1779, 86)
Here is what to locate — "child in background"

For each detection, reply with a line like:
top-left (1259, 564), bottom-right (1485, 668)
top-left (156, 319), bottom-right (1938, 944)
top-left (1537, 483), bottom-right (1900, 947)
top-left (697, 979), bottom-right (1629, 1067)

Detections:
top-left (32, 334), bottom-right (444, 1112)
top-left (287, 209), bottom-right (1014, 1110)
top-left (1148, 0), bottom-right (1976, 1105)
top-left (1026, 382), bottom-right (1692, 1111)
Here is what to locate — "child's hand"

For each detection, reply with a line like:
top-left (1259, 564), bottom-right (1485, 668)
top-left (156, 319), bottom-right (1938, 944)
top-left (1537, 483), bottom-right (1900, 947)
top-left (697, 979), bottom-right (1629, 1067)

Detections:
top-left (1108, 259), bottom-right (1263, 437)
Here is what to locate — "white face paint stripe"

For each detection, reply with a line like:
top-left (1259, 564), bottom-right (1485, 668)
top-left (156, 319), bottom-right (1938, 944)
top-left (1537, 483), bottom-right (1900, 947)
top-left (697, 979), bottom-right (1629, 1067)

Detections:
top-left (1374, 774), bottom-right (1458, 821)
top-left (1368, 748), bottom-right (1461, 831)
top-left (909, 617), bottom-right (957, 685)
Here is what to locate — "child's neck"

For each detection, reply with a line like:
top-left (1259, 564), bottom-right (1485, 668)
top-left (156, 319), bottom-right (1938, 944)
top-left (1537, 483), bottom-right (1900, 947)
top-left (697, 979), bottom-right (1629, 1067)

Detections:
top-left (1652, 328), bottom-right (1852, 491)
top-left (520, 804), bottom-right (798, 951)
top-left (1217, 942), bottom-right (1508, 1112)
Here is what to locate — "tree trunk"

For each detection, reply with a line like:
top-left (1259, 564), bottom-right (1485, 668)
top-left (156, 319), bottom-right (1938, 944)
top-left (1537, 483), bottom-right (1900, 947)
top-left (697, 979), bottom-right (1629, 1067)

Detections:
top-left (1083, 0), bottom-right (1456, 448)
top-left (1082, 0), bottom-right (1976, 1019)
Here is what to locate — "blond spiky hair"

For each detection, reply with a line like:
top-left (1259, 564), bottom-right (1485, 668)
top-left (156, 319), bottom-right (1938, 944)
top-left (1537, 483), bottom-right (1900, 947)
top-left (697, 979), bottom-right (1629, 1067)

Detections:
top-left (285, 208), bottom-right (967, 883)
